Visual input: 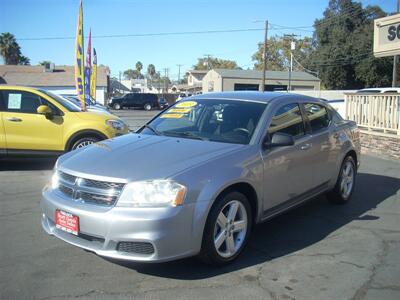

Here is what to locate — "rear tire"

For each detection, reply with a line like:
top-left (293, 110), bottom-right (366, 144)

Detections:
top-left (198, 191), bottom-right (252, 265)
top-left (113, 103), bottom-right (121, 110)
top-left (327, 156), bottom-right (356, 204)
top-left (144, 103), bottom-right (152, 111)
top-left (70, 136), bottom-right (100, 151)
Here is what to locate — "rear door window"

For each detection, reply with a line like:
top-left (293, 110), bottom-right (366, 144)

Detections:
top-left (268, 103), bottom-right (305, 138)
top-left (303, 103), bottom-right (330, 132)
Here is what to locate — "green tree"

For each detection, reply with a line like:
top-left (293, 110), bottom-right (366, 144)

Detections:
top-left (123, 68), bottom-right (144, 80)
top-left (146, 64), bottom-right (156, 87)
top-left (147, 64), bottom-right (156, 78)
top-left (39, 60), bottom-right (51, 66)
top-left (252, 36), bottom-right (313, 71)
top-left (18, 55), bottom-right (30, 65)
top-left (193, 57), bottom-right (240, 70)
top-left (304, 0), bottom-right (390, 89)
top-left (0, 32), bottom-right (29, 65)
top-left (135, 61), bottom-right (143, 78)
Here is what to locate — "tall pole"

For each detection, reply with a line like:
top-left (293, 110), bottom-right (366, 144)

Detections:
top-left (260, 20), bottom-right (268, 92)
top-left (177, 64), bottom-right (183, 83)
top-left (393, 0), bottom-right (400, 87)
top-left (119, 71), bottom-right (122, 93)
top-left (289, 52), bottom-right (293, 91)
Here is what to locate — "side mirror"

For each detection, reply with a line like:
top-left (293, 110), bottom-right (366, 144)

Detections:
top-left (264, 132), bottom-right (295, 149)
top-left (37, 105), bottom-right (53, 119)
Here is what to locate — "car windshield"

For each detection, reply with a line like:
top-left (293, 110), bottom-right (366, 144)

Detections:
top-left (140, 99), bottom-right (268, 144)
top-left (38, 89), bottom-right (82, 112)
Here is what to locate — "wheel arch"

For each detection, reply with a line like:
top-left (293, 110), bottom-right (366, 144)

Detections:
top-left (65, 129), bottom-right (108, 151)
top-left (346, 149), bottom-right (358, 168)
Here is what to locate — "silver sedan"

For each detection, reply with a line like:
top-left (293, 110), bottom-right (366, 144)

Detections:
top-left (41, 92), bottom-right (360, 265)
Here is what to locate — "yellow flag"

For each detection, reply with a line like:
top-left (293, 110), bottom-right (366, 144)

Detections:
top-left (90, 48), bottom-right (97, 101)
top-left (74, 0), bottom-right (85, 110)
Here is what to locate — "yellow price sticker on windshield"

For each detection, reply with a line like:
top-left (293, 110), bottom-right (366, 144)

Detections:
top-left (160, 113), bottom-right (184, 119)
top-left (168, 108), bottom-right (191, 113)
top-left (176, 101), bottom-right (197, 108)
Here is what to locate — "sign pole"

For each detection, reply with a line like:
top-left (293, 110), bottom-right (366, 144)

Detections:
top-left (393, 0), bottom-right (400, 87)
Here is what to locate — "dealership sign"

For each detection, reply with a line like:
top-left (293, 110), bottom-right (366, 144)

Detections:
top-left (374, 14), bottom-right (400, 57)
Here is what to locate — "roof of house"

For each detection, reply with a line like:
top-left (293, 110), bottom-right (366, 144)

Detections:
top-left (0, 65), bottom-right (109, 87)
top-left (187, 69), bottom-right (208, 81)
top-left (212, 69), bottom-right (320, 82)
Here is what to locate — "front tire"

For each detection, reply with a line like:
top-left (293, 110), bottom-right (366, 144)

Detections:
top-left (70, 136), bottom-right (100, 151)
top-left (113, 103), bottom-right (121, 110)
top-left (199, 191), bottom-right (252, 265)
top-left (327, 156), bottom-right (356, 204)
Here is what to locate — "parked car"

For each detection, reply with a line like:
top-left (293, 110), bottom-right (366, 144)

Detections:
top-left (356, 87), bottom-right (400, 94)
top-left (109, 93), bottom-right (159, 110)
top-left (158, 97), bottom-right (169, 109)
top-left (176, 93), bottom-right (192, 102)
top-left (0, 86), bottom-right (129, 157)
top-left (41, 92), bottom-right (360, 265)
top-left (61, 95), bottom-right (110, 113)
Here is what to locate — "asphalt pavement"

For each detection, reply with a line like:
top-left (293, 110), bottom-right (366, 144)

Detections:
top-left (0, 109), bottom-right (399, 300)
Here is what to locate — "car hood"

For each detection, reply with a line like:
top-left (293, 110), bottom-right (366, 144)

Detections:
top-left (73, 110), bottom-right (116, 121)
top-left (58, 133), bottom-right (245, 182)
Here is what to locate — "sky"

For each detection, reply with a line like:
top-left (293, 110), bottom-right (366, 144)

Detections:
top-left (0, 0), bottom-right (395, 81)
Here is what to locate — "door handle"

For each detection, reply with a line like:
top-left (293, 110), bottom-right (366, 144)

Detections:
top-left (6, 117), bottom-right (22, 122)
top-left (300, 143), bottom-right (311, 150)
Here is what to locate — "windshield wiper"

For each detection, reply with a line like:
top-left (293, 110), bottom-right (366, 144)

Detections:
top-left (143, 124), bottom-right (162, 136)
top-left (164, 131), bottom-right (207, 141)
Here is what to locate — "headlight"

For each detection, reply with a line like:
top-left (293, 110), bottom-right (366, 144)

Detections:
top-left (106, 119), bottom-right (125, 130)
top-left (117, 180), bottom-right (187, 207)
top-left (51, 171), bottom-right (59, 189)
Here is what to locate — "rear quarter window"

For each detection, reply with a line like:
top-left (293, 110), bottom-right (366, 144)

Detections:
top-left (303, 103), bottom-right (331, 132)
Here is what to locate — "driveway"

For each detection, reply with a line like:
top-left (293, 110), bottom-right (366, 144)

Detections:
top-left (0, 154), bottom-right (399, 300)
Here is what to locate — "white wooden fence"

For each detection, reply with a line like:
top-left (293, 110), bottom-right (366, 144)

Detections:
top-left (345, 93), bottom-right (400, 136)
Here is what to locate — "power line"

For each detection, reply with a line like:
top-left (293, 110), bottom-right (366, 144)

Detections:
top-left (17, 28), bottom-right (264, 41)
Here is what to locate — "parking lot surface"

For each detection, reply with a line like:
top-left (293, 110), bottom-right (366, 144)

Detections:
top-left (111, 109), bottom-right (159, 132)
top-left (1, 110), bottom-right (399, 300)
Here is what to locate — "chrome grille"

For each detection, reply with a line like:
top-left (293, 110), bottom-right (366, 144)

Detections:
top-left (59, 185), bottom-right (74, 198)
top-left (57, 171), bottom-right (125, 206)
top-left (59, 171), bottom-right (76, 184)
top-left (82, 178), bottom-right (125, 190)
top-left (117, 242), bottom-right (155, 255)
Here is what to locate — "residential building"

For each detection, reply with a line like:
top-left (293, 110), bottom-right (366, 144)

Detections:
top-left (0, 64), bottom-right (110, 105)
top-left (202, 69), bottom-right (320, 93)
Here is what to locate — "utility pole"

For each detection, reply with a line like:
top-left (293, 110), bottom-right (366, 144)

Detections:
top-left (163, 68), bottom-right (169, 93)
top-left (393, 0), bottom-right (400, 87)
top-left (289, 41), bottom-right (296, 91)
top-left (284, 34), bottom-right (299, 92)
top-left (177, 64), bottom-right (183, 83)
top-left (260, 20), bottom-right (268, 92)
top-left (203, 54), bottom-right (212, 70)
top-left (119, 71), bottom-right (122, 93)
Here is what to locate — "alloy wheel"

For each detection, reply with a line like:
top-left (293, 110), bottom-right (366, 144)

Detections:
top-left (213, 200), bottom-right (248, 258)
top-left (340, 160), bottom-right (354, 199)
top-left (74, 140), bottom-right (94, 149)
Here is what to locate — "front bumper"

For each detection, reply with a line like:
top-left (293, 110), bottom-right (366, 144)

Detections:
top-left (41, 188), bottom-right (198, 262)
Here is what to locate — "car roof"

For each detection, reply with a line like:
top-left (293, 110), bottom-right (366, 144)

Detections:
top-left (189, 91), bottom-right (319, 104)
top-left (357, 87), bottom-right (400, 92)
top-left (190, 91), bottom-right (292, 103)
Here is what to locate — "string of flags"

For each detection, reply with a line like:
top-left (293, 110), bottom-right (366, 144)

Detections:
top-left (74, 0), bottom-right (97, 110)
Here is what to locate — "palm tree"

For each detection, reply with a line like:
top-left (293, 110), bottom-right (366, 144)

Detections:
top-left (18, 55), bottom-right (30, 65)
top-left (0, 32), bottom-right (21, 64)
top-left (147, 64), bottom-right (156, 87)
top-left (135, 61), bottom-right (143, 79)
